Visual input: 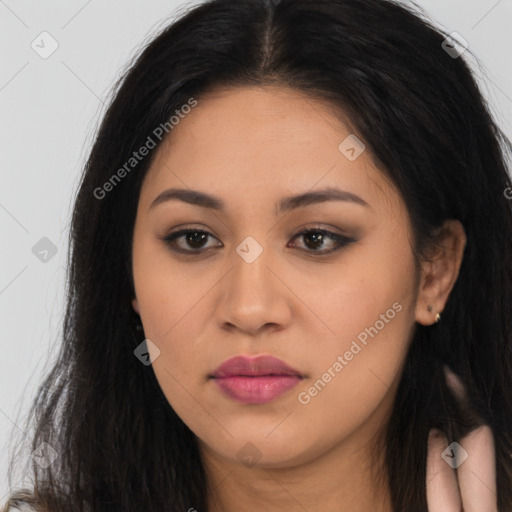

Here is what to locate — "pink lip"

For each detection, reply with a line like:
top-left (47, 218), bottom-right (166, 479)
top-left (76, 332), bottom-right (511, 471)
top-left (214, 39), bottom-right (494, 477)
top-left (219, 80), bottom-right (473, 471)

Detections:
top-left (210, 355), bottom-right (303, 404)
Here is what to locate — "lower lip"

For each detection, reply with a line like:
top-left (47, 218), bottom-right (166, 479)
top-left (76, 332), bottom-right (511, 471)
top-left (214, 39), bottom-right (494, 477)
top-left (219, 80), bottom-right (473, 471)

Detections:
top-left (212, 375), bottom-right (301, 404)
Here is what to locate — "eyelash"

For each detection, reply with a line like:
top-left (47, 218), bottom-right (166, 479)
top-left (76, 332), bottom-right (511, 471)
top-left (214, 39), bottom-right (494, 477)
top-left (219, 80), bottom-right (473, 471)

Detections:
top-left (160, 226), bottom-right (356, 256)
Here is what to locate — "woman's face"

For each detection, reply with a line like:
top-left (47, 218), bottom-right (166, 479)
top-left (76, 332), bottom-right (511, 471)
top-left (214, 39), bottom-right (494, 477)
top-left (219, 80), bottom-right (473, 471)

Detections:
top-left (131, 85), bottom-right (423, 469)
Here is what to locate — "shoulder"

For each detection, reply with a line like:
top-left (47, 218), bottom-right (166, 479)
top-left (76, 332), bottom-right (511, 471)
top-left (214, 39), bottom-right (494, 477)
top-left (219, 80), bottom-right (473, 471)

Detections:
top-left (2, 489), bottom-right (70, 512)
top-left (3, 506), bottom-right (37, 512)
top-left (3, 504), bottom-right (39, 512)
top-left (1, 493), bottom-right (42, 512)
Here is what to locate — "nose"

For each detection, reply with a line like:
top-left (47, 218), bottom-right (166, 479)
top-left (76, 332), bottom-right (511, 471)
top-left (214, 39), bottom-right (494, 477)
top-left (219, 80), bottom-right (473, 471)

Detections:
top-left (216, 244), bottom-right (293, 336)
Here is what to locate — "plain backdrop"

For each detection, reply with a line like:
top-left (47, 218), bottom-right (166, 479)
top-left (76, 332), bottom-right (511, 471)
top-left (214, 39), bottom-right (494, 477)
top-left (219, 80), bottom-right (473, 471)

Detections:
top-left (1, 0), bottom-right (511, 504)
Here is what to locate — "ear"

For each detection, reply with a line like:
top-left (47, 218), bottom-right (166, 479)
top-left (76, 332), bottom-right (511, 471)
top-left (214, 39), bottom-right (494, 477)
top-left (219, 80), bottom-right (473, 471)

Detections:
top-left (415, 219), bottom-right (467, 326)
top-left (132, 297), bottom-right (140, 315)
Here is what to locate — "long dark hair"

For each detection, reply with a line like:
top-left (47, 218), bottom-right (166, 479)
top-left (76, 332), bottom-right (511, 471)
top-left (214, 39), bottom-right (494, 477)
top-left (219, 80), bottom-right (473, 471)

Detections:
top-left (3, 0), bottom-right (512, 510)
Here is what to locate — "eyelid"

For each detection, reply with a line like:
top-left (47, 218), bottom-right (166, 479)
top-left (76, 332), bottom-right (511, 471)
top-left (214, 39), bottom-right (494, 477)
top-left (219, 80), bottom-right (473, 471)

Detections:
top-left (287, 227), bottom-right (356, 255)
top-left (159, 225), bottom-right (223, 254)
top-left (160, 224), bottom-right (357, 256)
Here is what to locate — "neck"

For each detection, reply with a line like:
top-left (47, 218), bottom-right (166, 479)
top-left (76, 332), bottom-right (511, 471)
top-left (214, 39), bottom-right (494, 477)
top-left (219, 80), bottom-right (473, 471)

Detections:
top-left (201, 418), bottom-right (393, 512)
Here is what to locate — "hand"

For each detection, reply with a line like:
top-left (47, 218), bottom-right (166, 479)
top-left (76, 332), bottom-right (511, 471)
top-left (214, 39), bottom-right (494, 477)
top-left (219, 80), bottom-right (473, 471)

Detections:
top-left (426, 367), bottom-right (497, 512)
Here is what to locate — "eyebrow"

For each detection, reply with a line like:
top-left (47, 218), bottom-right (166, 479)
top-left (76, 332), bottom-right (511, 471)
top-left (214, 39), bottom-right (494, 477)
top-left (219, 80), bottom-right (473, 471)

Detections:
top-left (149, 186), bottom-right (369, 214)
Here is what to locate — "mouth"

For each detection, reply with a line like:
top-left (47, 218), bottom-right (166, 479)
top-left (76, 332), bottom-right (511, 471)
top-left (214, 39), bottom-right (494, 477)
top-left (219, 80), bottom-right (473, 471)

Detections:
top-left (209, 355), bottom-right (304, 404)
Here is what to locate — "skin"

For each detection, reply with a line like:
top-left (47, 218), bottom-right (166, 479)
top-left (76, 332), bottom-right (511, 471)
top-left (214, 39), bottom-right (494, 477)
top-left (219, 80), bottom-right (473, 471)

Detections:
top-left (427, 369), bottom-right (497, 512)
top-left (130, 85), bottom-right (492, 511)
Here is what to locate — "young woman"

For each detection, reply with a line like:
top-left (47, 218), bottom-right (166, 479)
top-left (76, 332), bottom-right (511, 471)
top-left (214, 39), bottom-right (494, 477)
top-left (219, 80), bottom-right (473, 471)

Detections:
top-left (3, 0), bottom-right (512, 510)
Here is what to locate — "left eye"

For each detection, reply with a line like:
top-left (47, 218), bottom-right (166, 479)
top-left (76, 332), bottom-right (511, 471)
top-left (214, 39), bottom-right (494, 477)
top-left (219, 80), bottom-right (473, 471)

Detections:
top-left (161, 227), bottom-right (355, 255)
top-left (288, 228), bottom-right (355, 254)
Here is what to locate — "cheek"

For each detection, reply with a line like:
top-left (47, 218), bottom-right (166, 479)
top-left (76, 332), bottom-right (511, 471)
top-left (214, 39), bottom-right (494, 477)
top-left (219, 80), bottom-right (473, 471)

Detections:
top-left (309, 234), bottom-right (415, 350)
top-left (136, 281), bottom-right (215, 424)
top-left (295, 234), bottom-right (416, 416)
top-left (135, 272), bottom-right (214, 367)
top-left (131, 234), bottom-right (210, 390)
top-left (133, 228), bottom-right (205, 337)
top-left (292, 298), bottom-right (413, 453)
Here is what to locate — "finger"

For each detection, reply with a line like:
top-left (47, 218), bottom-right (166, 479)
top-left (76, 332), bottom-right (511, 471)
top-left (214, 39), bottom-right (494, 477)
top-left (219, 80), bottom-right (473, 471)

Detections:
top-left (426, 428), bottom-right (462, 512)
top-left (457, 424), bottom-right (497, 512)
top-left (444, 365), bottom-right (483, 426)
top-left (443, 367), bottom-right (497, 511)
top-left (444, 365), bottom-right (467, 403)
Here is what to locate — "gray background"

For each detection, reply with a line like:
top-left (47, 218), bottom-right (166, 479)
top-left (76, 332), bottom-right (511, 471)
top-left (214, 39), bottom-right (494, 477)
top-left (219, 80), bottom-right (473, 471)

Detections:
top-left (1, 0), bottom-right (511, 504)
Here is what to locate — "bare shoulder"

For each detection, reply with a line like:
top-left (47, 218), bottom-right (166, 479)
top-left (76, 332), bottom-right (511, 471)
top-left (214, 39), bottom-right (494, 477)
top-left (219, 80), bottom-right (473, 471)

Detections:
top-left (2, 506), bottom-right (36, 512)
top-left (3, 504), bottom-right (38, 512)
top-left (2, 490), bottom-right (71, 512)
top-left (1, 493), bottom-right (42, 512)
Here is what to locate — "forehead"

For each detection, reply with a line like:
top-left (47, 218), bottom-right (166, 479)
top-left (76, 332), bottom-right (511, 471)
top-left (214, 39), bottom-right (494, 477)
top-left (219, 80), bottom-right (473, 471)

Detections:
top-left (140, 85), bottom-right (402, 217)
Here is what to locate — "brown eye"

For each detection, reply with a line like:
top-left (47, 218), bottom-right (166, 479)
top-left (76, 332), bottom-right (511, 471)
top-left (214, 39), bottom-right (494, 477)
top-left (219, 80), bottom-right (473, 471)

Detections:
top-left (288, 229), bottom-right (356, 255)
top-left (160, 226), bottom-right (355, 256)
top-left (162, 229), bottom-right (222, 254)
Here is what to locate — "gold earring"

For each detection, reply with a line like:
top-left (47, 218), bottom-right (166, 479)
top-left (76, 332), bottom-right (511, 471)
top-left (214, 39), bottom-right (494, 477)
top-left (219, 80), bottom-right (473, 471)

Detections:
top-left (427, 305), bottom-right (441, 323)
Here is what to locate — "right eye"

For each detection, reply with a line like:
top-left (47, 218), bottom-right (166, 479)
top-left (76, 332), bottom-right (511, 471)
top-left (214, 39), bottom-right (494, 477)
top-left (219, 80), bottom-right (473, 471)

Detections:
top-left (161, 228), bottom-right (223, 254)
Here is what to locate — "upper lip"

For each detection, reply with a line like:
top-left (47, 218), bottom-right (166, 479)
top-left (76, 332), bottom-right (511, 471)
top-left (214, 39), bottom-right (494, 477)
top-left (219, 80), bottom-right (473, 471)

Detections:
top-left (211, 355), bottom-right (303, 378)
